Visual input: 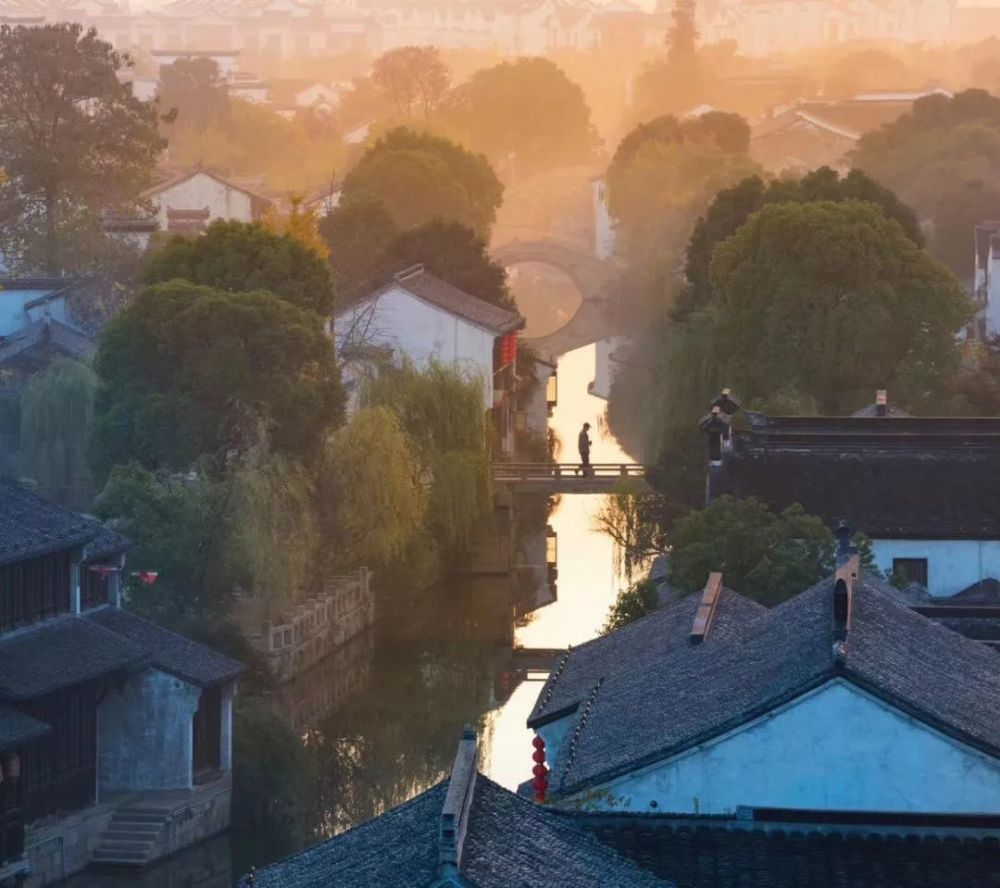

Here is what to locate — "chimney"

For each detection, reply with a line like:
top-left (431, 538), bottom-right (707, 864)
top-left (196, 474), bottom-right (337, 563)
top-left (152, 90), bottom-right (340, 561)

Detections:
top-left (437, 726), bottom-right (478, 881)
top-left (690, 572), bottom-right (723, 644)
top-left (875, 389), bottom-right (888, 417)
top-left (832, 554), bottom-right (859, 654)
top-left (699, 406), bottom-right (729, 466)
top-left (835, 520), bottom-right (852, 560)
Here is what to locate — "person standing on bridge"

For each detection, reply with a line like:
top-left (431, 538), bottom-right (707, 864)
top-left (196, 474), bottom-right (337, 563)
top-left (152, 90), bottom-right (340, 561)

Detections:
top-left (577, 422), bottom-right (592, 477)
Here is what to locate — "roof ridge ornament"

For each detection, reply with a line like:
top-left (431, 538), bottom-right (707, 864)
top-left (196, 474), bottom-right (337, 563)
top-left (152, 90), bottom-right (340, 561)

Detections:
top-left (690, 572), bottom-right (724, 644)
top-left (435, 727), bottom-right (477, 886)
top-left (833, 553), bottom-right (860, 661)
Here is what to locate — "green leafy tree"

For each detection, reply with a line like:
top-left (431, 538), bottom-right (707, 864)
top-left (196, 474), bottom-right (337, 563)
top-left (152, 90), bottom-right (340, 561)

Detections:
top-left (669, 497), bottom-right (837, 606)
top-left (823, 49), bottom-right (911, 100)
top-left (709, 200), bottom-right (970, 414)
top-left (606, 113), bottom-right (757, 268)
top-left (371, 46), bottom-right (451, 119)
top-left (19, 359), bottom-right (97, 507)
top-left (144, 220), bottom-right (335, 316)
top-left (682, 167), bottom-right (924, 316)
top-left (378, 221), bottom-right (512, 308)
top-left (91, 280), bottom-right (344, 475)
top-left (341, 127), bottom-right (503, 238)
top-left (320, 407), bottom-right (427, 568)
top-left (439, 57), bottom-right (598, 177)
top-left (852, 88), bottom-right (1000, 274)
top-left (321, 194), bottom-right (399, 301)
top-left (0, 23), bottom-right (164, 273)
top-left (602, 579), bottom-right (659, 634)
top-left (92, 463), bottom-right (227, 624)
top-left (158, 56), bottom-right (230, 128)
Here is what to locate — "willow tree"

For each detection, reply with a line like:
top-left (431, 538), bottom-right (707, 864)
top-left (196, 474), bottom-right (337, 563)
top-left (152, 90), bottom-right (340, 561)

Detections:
top-left (364, 362), bottom-right (490, 553)
top-left (19, 358), bottom-right (97, 506)
top-left (321, 406), bottom-right (427, 569)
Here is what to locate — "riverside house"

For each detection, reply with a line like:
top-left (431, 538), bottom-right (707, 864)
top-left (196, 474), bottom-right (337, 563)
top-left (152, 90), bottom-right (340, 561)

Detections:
top-left (334, 265), bottom-right (526, 455)
top-left (527, 557), bottom-right (1000, 821)
top-left (699, 392), bottom-right (1000, 597)
top-left (0, 481), bottom-right (242, 886)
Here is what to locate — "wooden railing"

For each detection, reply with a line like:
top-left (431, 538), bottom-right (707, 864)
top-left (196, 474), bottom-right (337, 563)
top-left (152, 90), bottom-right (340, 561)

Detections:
top-left (492, 462), bottom-right (646, 482)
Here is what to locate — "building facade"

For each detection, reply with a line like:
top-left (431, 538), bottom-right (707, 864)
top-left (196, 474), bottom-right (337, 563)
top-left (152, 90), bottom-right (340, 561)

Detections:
top-left (0, 481), bottom-right (242, 885)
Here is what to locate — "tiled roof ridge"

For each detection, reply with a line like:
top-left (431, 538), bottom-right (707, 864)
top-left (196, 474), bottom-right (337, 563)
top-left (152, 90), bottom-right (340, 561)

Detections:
top-left (558, 677), bottom-right (605, 790)
top-left (533, 644), bottom-right (574, 717)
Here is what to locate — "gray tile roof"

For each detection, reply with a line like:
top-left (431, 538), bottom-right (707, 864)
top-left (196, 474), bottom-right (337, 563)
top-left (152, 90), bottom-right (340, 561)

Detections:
top-left (0, 703), bottom-right (49, 750)
top-left (0, 615), bottom-right (149, 701)
top-left (85, 608), bottom-right (243, 688)
top-left (365, 266), bottom-right (525, 336)
top-left (0, 481), bottom-right (129, 566)
top-left (550, 572), bottom-right (1000, 795)
top-left (711, 414), bottom-right (1000, 539)
top-left (529, 588), bottom-right (764, 727)
top-left (0, 318), bottom-right (95, 365)
top-left (0, 481), bottom-right (100, 566)
top-left (247, 776), bottom-right (670, 888)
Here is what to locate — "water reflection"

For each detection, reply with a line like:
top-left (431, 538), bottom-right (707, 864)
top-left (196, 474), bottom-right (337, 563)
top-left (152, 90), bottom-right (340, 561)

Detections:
top-left (107, 343), bottom-right (634, 884)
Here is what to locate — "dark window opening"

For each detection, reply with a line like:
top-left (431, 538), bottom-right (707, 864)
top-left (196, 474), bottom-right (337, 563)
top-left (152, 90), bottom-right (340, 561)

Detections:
top-left (893, 558), bottom-right (928, 588)
top-left (0, 553), bottom-right (71, 633)
top-left (80, 566), bottom-right (110, 610)
top-left (193, 686), bottom-right (222, 778)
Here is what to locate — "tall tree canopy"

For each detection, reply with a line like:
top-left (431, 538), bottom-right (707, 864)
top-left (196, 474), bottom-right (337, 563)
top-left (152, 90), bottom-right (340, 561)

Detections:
top-left (371, 46), bottom-right (451, 119)
top-left (709, 200), bottom-right (970, 413)
top-left (377, 221), bottom-right (512, 308)
top-left (438, 57), bottom-right (597, 177)
top-left (321, 194), bottom-right (399, 301)
top-left (0, 23), bottom-right (164, 273)
top-left (144, 220), bottom-right (335, 316)
top-left (681, 167), bottom-right (924, 315)
top-left (605, 112), bottom-right (757, 267)
top-left (341, 127), bottom-right (503, 238)
top-left (852, 88), bottom-right (1000, 275)
top-left (91, 280), bottom-right (344, 474)
top-left (158, 56), bottom-right (230, 128)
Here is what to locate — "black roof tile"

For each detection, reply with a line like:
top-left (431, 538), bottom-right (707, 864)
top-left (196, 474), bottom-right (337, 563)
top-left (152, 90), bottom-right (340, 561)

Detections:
top-left (0, 615), bottom-right (148, 701)
top-left (0, 703), bottom-right (49, 750)
top-left (587, 815), bottom-right (1000, 888)
top-left (85, 608), bottom-right (243, 687)
top-left (529, 589), bottom-right (763, 727)
top-left (247, 776), bottom-right (670, 888)
top-left (0, 481), bottom-right (99, 565)
top-left (711, 414), bottom-right (1000, 539)
top-left (0, 318), bottom-right (95, 365)
top-left (550, 573), bottom-right (1000, 794)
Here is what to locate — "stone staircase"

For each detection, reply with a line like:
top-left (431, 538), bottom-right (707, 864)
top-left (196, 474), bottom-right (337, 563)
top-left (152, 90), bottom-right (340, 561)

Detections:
top-left (91, 802), bottom-right (172, 869)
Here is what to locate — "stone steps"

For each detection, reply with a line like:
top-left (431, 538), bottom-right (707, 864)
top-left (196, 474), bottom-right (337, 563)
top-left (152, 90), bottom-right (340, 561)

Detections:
top-left (91, 805), bottom-right (172, 869)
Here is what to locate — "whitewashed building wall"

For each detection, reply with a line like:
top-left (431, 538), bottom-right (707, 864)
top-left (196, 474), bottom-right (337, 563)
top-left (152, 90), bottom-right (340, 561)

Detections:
top-left (149, 173), bottom-right (256, 229)
top-left (870, 539), bottom-right (1000, 598)
top-left (572, 680), bottom-right (1000, 815)
top-left (335, 286), bottom-right (495, 410)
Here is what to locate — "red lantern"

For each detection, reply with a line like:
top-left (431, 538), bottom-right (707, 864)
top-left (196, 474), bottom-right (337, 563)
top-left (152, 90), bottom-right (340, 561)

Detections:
top-left (131, 570), bottom-right (159, 586)
top-left (532, 736), bottom-right (545, 750)
top-left (532, 749), bottom-right (545, 764)
top-left (532, 763), bottom-right (547, 778)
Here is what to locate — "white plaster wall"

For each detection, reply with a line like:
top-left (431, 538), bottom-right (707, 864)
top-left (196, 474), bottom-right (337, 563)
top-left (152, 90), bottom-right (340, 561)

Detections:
top-left (870, 538), bottom-right (1000, 598)
top-left (591, 178), bottom-right (615, 261)
top-left (98, 668), bottom-right (201, 792)
top-left (584, 680), bottom-right (1000, 815)
top-left (2, 291), bottom-right (68, 335)
top-left (151, 172), bottom-right (255, 229)
top-left (536, 717), bottom-right (574, 773)
top-left (335, 287), bottom-right (494, 409)
top-left (988, 252), bottom-right (1000, 338)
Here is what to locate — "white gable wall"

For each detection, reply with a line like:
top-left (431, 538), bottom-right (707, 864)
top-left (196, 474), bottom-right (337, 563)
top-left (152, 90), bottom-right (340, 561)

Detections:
top-left (576, 680), bottom-right (1000, 815)
top-left (336, 286), bottom-right (495, 410)
top-left (870, 539), bottom-right (1000, 597)
top-left (150, 172), bottom-right (255, 229)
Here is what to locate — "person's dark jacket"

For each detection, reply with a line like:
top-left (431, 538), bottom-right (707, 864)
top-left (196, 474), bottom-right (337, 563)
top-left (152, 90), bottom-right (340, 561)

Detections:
top-left (578, 428), bottom-right (591, 456)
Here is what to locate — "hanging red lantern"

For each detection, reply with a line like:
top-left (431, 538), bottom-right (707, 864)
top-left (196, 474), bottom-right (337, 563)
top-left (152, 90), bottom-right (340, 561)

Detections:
top-left (532, 735), bottom-right (545, 750)
top-left (509, 332), bottom-right (518, 364)
top-left (131, 570), bottom-right (159, 586)
top-left (532, 749), bottom-right (546, 764)
top-left (532, 763), bottom-right (547, 778)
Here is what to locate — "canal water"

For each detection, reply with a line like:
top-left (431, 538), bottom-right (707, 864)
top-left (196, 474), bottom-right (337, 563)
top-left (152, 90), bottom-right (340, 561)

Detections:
top-left (66, 341), bottom-right (635, 887)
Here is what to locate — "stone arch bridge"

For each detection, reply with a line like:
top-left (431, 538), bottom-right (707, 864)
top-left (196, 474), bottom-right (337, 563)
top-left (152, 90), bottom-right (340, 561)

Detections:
top-left (491, 239), bottom-right (623, 356)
